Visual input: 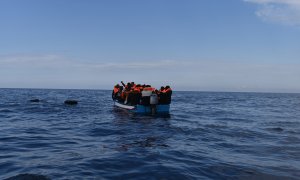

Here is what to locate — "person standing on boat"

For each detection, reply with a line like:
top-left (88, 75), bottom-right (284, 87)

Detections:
top-left (159, 86), bottom-right (165, 93)
top-left (130, 82), bottom-right (136, 89)
top-left (164, 86), bottom-right (172, 104)
top-left (157, 86), bottom-right (165, 104)
top-left (121, 81), bottom-right (132, 91)
top-left (121, 81), bottom-right (126, 87)
top-left (116, 86), bottom-right (123, 102)
top-left (120, 81), bottom-right (131, 103)
top-left (112, 84), bottom-right (120, 100)
top-left (141, 85), bottom-right (155, 105)
top-left (129, 84), bottom-right (142, 105)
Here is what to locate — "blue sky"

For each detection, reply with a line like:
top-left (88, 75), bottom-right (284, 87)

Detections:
top-left (0, 0), bottom-right (300, 92)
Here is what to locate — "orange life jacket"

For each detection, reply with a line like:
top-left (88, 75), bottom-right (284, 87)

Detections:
top-left (121, 92), bottom-right (126, 99)
top-left (143, 87), bottom-right (155, 91)
top-left (133, 87), bottom-right (141, 92)
top-left (163, 88), bottom-right (172, 93)
top-left (113, 87), bottom-right (119, 94)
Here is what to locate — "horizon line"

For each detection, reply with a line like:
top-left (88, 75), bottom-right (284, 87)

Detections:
top-left (1, 87), bottom-right (299, 94)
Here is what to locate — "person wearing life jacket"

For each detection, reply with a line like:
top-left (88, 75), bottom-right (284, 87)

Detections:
top-left (157, 86), bottom-right (165, 104)
top-left (126, 84), bottom-right (141, 105)
top-left (159, 86), bottom-right (165, 94)
top-left (120, 89), bottom-right (126, 102)
top-left (163, 86), bottom-right (171, 93)
top-left (126, 83), bottom-right (132, 91)
top-left (131, 82), bottom-right (136, 90)
top-left (120, 81), bottom-right (131, 91)
top-left (143, 85), bottom-right (156, 92)
top-left (120, 82), bottom-right (131, 102)
top-left (116, 86), bottom-right (123, 102)
top-left (124, 89), bottom-right (132, 105)
top-left (133, 84), bottom-right (142, 92)
top-left (112, 84), bottom-right (120, 100)
top-left (121, 81), bottom-right (126, 88)
top-left (133, 85), bottom-right (141, 93)
top-left (140, 85), bottom-right (155, 105)
top-left (128, 84), bottom-right (142, 105)
top-left (139, 85), bottom-right (144, 91)
top-left (164, 86), bottom-right (172, 104)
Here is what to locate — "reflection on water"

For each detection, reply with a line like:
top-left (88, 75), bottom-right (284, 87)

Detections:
top-left (111, 108), bottom-right (171, 152)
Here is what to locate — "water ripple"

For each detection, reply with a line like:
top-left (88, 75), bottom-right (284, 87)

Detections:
top-left (0, 89), bottom-right (299, 179)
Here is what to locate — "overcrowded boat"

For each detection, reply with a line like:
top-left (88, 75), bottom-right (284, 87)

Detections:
top-left (112, 81), bottom-right (172, 114)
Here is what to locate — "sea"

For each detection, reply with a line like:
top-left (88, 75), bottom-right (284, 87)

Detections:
top-left (0, 88), bottom-right (299, 180)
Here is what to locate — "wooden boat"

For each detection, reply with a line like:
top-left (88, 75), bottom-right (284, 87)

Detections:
top-left (113, 100), bottom-right (170, 114)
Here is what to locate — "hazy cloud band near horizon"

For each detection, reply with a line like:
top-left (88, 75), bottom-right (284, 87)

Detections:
top-left (1, 54), bottom-right (300, 93)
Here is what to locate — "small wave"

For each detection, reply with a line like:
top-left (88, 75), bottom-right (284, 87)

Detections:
top-left (1, 89), bottom-right (300, 179)
top-left (115, 136), bottom-right (169, 151)
top-left (4, 173), bottom-right (50, 180)
top-left (266, 127), bottom-right (284, 132)
top-left (0, 108), bottom-right (14, 113)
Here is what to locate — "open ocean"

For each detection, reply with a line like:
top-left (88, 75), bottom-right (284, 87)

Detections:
top-left (0, 88), bottom-right (299, 180)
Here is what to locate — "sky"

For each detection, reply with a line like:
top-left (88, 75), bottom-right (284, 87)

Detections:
top-left (0, 0), bottom-right (300, 92)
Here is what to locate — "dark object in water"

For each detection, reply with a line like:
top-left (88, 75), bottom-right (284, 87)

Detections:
top-left (267, 127), bottom-right (284, 132)
top-left (64, 100), bottom-right (78, 105)
top-left (30, 99), bottom-right (40, 103)
top-left (5, 173), bottom-right (50, 180)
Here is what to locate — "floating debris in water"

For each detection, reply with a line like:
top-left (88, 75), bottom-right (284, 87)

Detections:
top-left (64, 100), bottom-right (78, 105)
top-left (30, 99), bottom-right (40, 103)
top-left (267, 127), bottom-right (284, 132)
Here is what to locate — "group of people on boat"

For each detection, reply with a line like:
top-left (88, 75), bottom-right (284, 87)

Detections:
top-left (112, 81), bottom-right (172, 106)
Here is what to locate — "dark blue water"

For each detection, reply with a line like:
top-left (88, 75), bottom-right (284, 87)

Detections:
top-left (0, 89), bottom-right (300, 179)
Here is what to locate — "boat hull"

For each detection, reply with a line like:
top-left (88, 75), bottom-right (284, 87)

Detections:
top-left (114, 100), bottom-right (170, 114)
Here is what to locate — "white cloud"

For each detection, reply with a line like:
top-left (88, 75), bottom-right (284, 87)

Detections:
top-left (0, 54), bottom-right (177, 70)
top-left (245, 0), bottom-right (300, 26)
top-left (0, 54), bottom-right (182, 89)
top-left (246, 0), bottom-right (300, 5)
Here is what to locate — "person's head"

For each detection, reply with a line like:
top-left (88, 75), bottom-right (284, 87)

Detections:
top-left (160, 86), bottom-right (164, 91)
top-left (115, 84), bottom-right (120, 88)
top-left (136, 84), bottom-right (141, 87)
top-left (131, 82), bottom-right (135, 85)
top-left (146, 85), bottom-right (151, 87)
top-left (165, 85), bottom-right (170, 89)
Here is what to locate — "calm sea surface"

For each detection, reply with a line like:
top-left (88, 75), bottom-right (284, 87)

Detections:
top-left (0, 89), bottom-right (300, 179)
